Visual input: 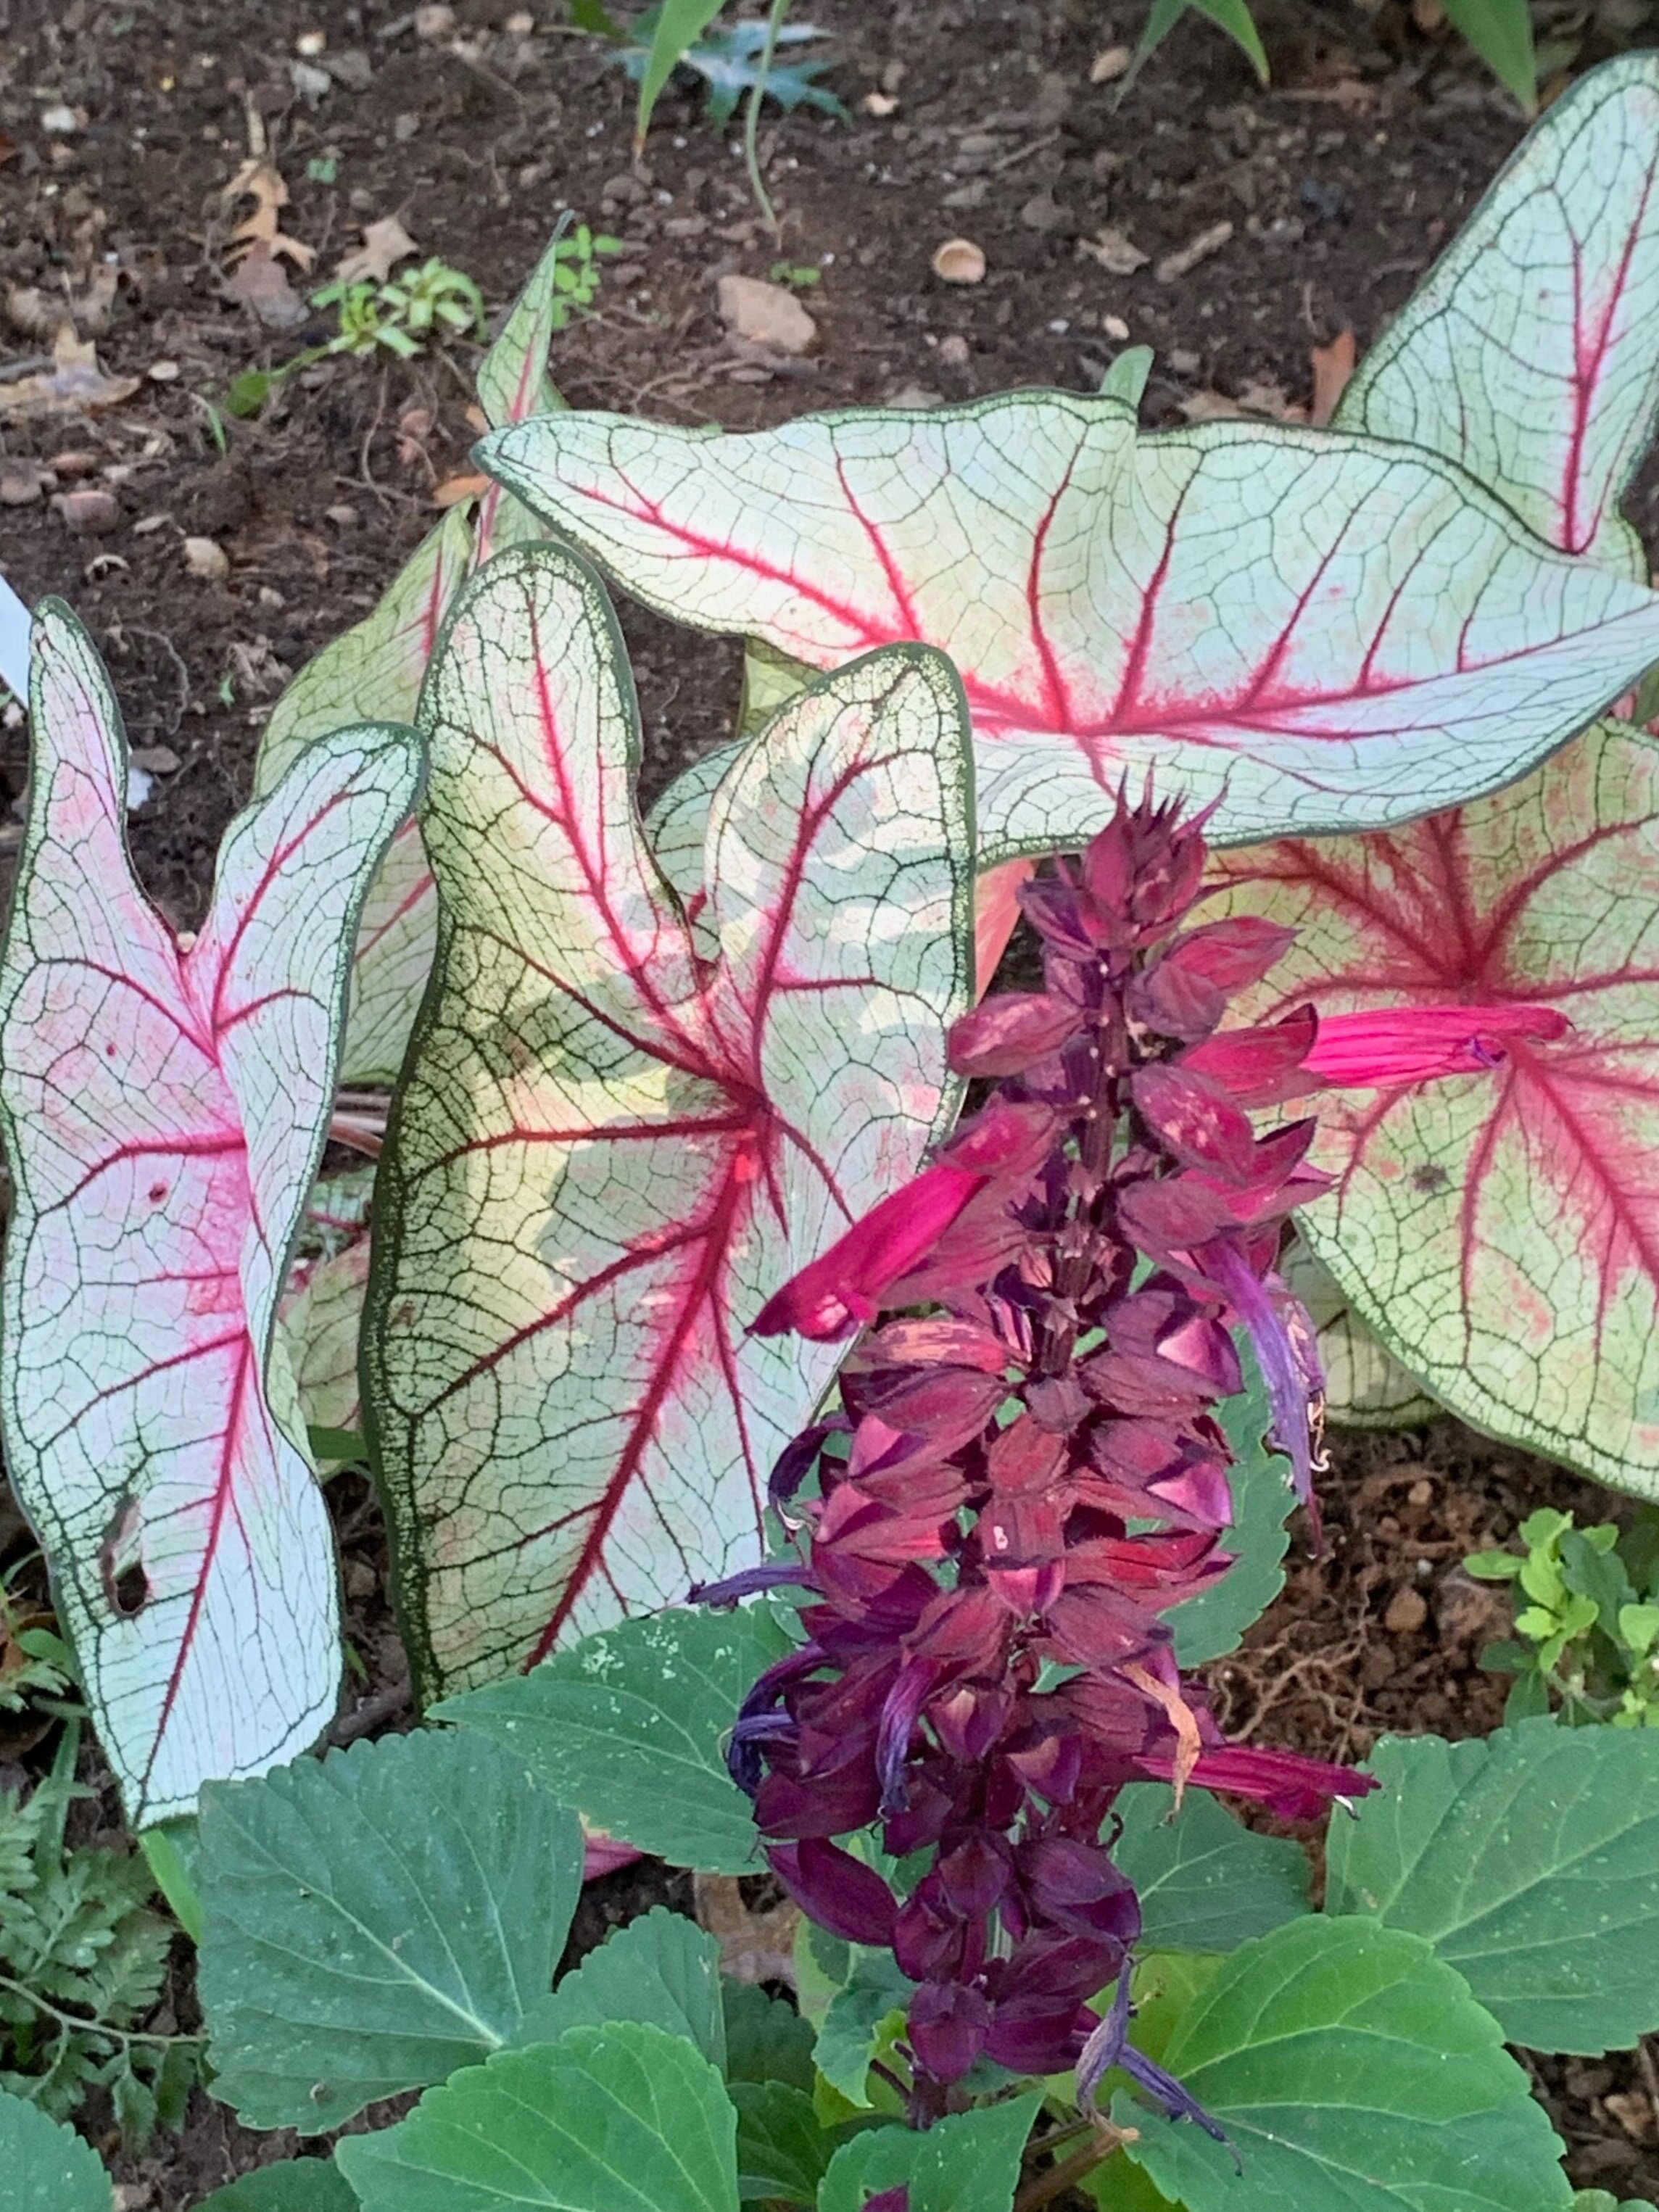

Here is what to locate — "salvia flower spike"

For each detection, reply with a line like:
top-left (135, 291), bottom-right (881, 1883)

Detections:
top-left (727, 784), bottom-right (1375, 2126)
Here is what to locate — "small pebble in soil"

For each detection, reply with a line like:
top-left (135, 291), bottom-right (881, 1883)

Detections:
top-left (1299, 178), bottom-right (1346, 222)
top-left (1384, 1585), bottom-right (1429, 1633)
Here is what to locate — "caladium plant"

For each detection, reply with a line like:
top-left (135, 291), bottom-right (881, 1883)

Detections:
top-left (365, 540), bottom-right (976, 1698)
top-left (479, 351), bottom-right (1659, 864)
top-left (1207, 718), bottom-right (1659, 1495)
top-left (1333, 53), bottom-right (1659, 581)
top-left (252, 226), bottom-right (573, 1088)
top-left (0, 604), bottom-right (423, 1824)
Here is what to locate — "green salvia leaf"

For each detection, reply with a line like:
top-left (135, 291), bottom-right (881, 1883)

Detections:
top-left (1325, 1720), bottom-right (1659, 2053)
top-left (811, 1950), bottom-right (911, 2108)
top-left (732, 2079), bottom-right (844, 2204)
top-left (722, 1979), bottom-right (816, 2091)
top-left (194, 2161), bottom-right (361, 2211)
top-left (512, 1907), bottom-right (725, 2066)
top-left (437, 1604), bottom-right (787, 1871)
top-left (1117, 1916), bottom-right (1572, 2212)
top-left (1112, 1784), bottom-right (1312, 1953)
top-left (197, 1728), bottom-right (584, 2130)
top-left (1164, 1337), bottom-right (1294, 1665)
top-left (816, 2092), bottom-right (1043, 2212)
top-left (0, 2082), bottom-right (112, 2211)
top-left (335, 2020), bottom-right (742, 2212)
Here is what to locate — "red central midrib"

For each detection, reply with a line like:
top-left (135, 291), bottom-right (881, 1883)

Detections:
top-left (524, 1161), bottom-right (753, 1665)
top-left (1560, 164), bottom-right (1656, 553)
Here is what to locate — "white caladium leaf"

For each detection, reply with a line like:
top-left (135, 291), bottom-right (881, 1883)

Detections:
top-left (1335, 54), bottom-right (1659, 579)
top-left (481, 391), bottom-right (1659, 853)
top-left (365, 542), bottom-right (974, 1697)
top-left (0, 603), bottom-right (422, 1822)
top-left (1281, 1240), bottom-right (1438, 1430)
top-left (278, 1238), bottom-right (373, 1453)
top-left (256, 505), bottom-right (471, 1085)
top-left (1208, 721), bottom-right (1659, 1494)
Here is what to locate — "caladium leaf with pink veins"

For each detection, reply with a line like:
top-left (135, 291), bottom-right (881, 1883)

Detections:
top-left (1207, 719), bottom-right (1659, 1493)
top-left (1334, 53), bottom-right (1659, 580)
top-left (363, 542), bottom-right (975, 1698)
top-left (251, 234), bottom-right (569, 1084)
top-left (480, 389), bottom-right (1659, 854)
top-left (278, 1238), bottom-right (373, 1465)
top-left (0, 602), bottom-right (423, 1823)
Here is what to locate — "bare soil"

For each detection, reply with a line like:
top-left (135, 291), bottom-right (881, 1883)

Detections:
top-left (4, 0), bottom-right (1659, 2201)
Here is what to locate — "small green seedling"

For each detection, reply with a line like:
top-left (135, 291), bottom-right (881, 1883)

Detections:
top-left (1467, 1507), bottom-right (1659, 1726)
top-left (769, 260), bottom-right (822, 288)
top-left (311, 257), bottom-right (487, 362)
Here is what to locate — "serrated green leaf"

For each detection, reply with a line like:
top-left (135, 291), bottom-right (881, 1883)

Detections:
top-left (1334, 56), bottom-right (1659, 574)
top-left (513, 1907), bottom-right (724, 2066)
top-left (812, 1950), bottom-right (911, 2108)
top-left (1209, 721), bottom-right (1659, 1498)
top-left (482, 391), bottom-right (1659, 858)
top-left (335, 2021), bottom-right (740, 2212)
top-left (1164, 1339), bottom-right (1294, 1665)
top-left (1112, 1784), bottom-right (1311, 1953)
top-left (195, 2160), bottom-right (360, 2211)
top-left (816, 2092), bottom-right (1041, 2212)
top-left (1325, 1720), bottom-right (1659, 2053)
top-left (0, 604), bottom-right (422, 1823)
top-left (368, 543), bottom-right (974, 1695)
top-left (732, 2079), bottom-right (840, 2203)
top-left (0, 2083), bottom-right (110, 2211)
top-left (437, 1604), bottom-right (782, 1872)
top-left (197, 1727), bottom-right (583, 2130)
top-left (1118, 1917), bottom-right (1572, 2212)
top-left (724, 1979), bottom-right (816, 2091)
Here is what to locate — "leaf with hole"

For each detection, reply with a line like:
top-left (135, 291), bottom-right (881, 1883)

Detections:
top-left (1208, 718), bottom-right (1659, 1494)
top-left (334, 2021), bottom-right (741, 2212)
top-left (1117, 1916), bottom-right (1573, 2212)
top-left (365, 543), bottom-right (975, 1695)
top-left (196, 1726), bottom-right (583, 2130)
top-left (1325, 1719), bottom-right (1659, 2054)
top-left (0, 604), bottom-right (421, 1823)
top-left (1335, 57), bottom-right (1659, 573)
top-left (481, 389), bottom-right (1659, 857)
top-left (437, 1603), bottom-right (785, 1871)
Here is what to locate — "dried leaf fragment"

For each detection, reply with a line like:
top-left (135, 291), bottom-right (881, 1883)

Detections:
top-left (1090, 44), bottom-right (1133, 82)
top-left (0, 327), bottom-right (141, 420)
top-left (222, 155), bottom-right (315, 273)
top-left (1078, 227), bottom-right (1149, 276)
top-left (334, 215), bottom-right (418, 285)
top-left (1155, 220), bottom-right (1234, 283)
top-left (1310, 327), bottom-right (1358, 428)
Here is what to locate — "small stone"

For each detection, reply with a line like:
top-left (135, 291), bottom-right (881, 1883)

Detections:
top-left (601, 171), bottom-right (649, 206)
top-left (1383, 1586), bottom-right (1428, 1635)
top-left (0, 467), bottom-right (42, 508)
top-left (507, 7), bottom-right (536, 28)
top-left (296, 27), bottom-right (327, 54)
top-left (343, 1556), bottom-right (377, 1600)
top-left (938, 333), bottom-right (970, 368)
top-left (1170, 347), bottom-right (1201, 374)
top-left (932, 237), bottom-right (986, 285)
top-left (414, 3), bottom-right (456, 37)
top-left (393, 111), bottom-right (420, 141)
top-left (40, 104), bottom-right (79, 135)
top-left (1407, 1476), bottom-right (1433, 1505)
top-left (716, 274), bottom-right (818, 355)
top-left (862, 90), bottom-right (900, 116)
top-left (52, 487), bottom-right (120, 534)
top-left (147, 358), bottom-right (181, 383)
top-left (1604, 2091), bottom-right (1658, 2146)
top-left (130, 745), bottom-right (181, 774)
top-left (132, 514), bottom-right (170, 535)
top-left (1103, 313), bottom-right (1130, 341)
top-left (1090, 44), bottom-right (1133, 82)
top-left (886, 383), bottom-right (944, 409)
top-left (1019, 189), bottom-right (1067, 233)
top-left (326, 502), bottom-right (360, 528)
top-left (46, 450), bottom-right (99, 477)
top-left (258, 586), bottom-right (286, 609)
top-left (290, 58), bottom-right (332, 104)
top-left (182, 536), bottom-right (229, 581)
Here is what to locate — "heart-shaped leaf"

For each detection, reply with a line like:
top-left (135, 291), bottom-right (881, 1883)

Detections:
top-left (1117, 1917), bottom-right (1572, 2212)
top-left (256, 506), bottom-right (471, 1087)
top-left (481, 392), bottom-right (1659, 855)
top-left (1325, 1720), bottom-right (1659, 2055)
top-left (197, 1726), bottom-right (583, 2130)
top-left (334, 2021), bottom-right (741, 2212)
top-left (1207, 718), bottom-right (1659, 1493)
top-left (0, 604), bottom-right (421, 1823)
top-left (1334, 55), bottom-right (1659, 579)
top-left (365, 543), bottom-right (974, 1696)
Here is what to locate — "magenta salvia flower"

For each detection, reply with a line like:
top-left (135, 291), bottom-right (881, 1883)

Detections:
top-left (1302, 1001), bottom-right (1571, 1085)
top-left (721, 787), bottom-right (1378, 2130)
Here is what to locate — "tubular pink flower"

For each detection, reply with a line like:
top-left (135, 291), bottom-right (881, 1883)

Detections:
top-left (748, 1163), bottom-right (985, 1340)
top-left (1304, 1001), bottom-right (1569, 1087)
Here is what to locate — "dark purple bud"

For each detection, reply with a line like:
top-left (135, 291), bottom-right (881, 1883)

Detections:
top-left (769, 1418), bottom-right (846, 1514)
top-left (861, 2193), bottom-right (910, 2212)
top-left (1077, 1971), bottom-right (1236, 2158)
top-left (877, 1658), bottom-right (942, 1816)
top-left (768, 1838), bottom-right (898, 1947)
top-left (1025, 1374), bottom-right (1092, 1433)
top-left (907, 1979), bottom-right (991, 2084)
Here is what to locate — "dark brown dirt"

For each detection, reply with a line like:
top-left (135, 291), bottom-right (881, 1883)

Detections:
top-left (5, 0), bottom-right (1659, 2204)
